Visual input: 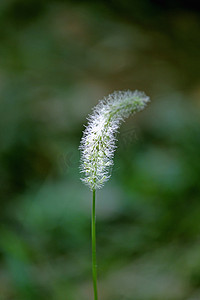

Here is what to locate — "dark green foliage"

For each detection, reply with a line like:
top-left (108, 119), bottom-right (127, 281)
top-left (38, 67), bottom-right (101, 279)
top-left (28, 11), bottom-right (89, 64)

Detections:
top-left (0, 0), bottom-right (200, 299)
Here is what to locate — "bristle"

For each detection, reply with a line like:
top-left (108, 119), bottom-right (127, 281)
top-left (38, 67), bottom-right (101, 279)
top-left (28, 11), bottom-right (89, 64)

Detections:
top-left (79, 90), bottom-right (150, 190)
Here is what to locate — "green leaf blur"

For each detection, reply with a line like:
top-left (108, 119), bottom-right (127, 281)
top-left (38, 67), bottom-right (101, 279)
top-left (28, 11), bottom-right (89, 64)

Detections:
top-left (0, 1), bottom-right (200, 299)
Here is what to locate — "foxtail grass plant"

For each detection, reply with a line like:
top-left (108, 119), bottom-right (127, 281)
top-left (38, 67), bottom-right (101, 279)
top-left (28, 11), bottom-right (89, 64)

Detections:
top-left (79, 90), bottom-right (150, 300)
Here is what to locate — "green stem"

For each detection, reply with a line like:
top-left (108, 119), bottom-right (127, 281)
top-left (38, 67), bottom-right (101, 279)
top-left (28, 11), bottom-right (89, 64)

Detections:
top-left (92, 189), bottom-right (98, 300)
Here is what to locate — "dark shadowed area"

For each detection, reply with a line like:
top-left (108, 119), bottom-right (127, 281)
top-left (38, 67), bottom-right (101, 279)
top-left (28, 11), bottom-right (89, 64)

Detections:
top-left (0, 0), bottom-right (200, 299)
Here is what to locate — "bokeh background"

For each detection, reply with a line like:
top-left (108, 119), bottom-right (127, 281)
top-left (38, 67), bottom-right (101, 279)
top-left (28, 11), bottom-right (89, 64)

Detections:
top-left (0, 0), bottom-right (200, 299)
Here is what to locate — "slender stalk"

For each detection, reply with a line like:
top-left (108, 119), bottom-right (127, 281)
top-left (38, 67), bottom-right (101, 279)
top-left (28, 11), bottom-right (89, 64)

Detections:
top-left (92, 189), bottom-right (98, 300)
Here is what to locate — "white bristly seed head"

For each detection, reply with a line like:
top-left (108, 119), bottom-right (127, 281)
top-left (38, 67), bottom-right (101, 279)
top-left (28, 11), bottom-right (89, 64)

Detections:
top-left (79, 90), bottom-right (150, 191)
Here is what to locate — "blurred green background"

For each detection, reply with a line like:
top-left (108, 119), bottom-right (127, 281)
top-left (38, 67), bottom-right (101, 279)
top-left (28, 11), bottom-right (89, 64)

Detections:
top-left (0, 0), bottom-right (200, 299)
